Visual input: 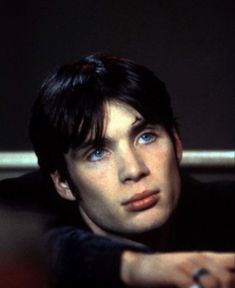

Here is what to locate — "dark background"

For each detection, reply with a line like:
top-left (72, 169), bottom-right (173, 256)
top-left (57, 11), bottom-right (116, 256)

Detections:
top-left (0, 0), bottom-right (234, 151)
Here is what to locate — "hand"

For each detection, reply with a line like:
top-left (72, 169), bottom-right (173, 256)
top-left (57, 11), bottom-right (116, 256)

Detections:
top-left (121, 251), bottom-right (235, 287)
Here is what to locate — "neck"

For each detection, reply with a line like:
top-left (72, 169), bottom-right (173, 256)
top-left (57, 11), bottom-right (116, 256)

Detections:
top-left (79, 207), bottom-right (172, 251)
top-left (126, 220), bottom-right (172, 251)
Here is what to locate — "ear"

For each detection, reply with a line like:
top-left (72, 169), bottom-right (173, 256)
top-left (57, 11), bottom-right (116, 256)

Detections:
top-left (50, 170), bottom-right (76, 201)
top-left (172, 128), bottom-right (183, 163)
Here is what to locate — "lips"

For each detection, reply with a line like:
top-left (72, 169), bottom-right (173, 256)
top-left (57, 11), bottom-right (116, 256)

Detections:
top-left (122, 190), bottom-right (160, 212)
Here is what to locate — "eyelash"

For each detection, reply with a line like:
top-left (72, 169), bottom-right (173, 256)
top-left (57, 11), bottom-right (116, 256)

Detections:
top-left (86, 131), bottom-right (158, 162)
top-left (87, 148), bottom-right (108, 162)
top-left (137, 132), bottom-right (157, 145)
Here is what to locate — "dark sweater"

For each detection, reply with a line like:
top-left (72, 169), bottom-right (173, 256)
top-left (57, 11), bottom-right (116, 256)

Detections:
top-left (0, 171), bottom-right (234, 287)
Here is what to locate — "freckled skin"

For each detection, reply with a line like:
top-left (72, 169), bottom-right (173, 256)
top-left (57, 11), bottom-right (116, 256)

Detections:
top-left (54, 101), bottom-right (183, 241)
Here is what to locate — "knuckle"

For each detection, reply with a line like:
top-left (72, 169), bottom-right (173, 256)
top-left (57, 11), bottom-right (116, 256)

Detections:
top-left (188, 252), bottom-right (202, 262)
top-left (178, 259), bottom-right (190, 270)
top-left (223, 274), bottom-right (235, 288)
top-left (196, 251), bottom-right (207, 260)
top-left (206, 278), bottom-right (220, 288)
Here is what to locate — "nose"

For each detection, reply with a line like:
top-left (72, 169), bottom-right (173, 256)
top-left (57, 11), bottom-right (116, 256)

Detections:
top-left (118, 147), bottom-right (150, 183)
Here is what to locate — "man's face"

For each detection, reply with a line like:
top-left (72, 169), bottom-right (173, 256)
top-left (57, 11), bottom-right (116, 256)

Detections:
top-left (53, 101), bottom-right (182, 238)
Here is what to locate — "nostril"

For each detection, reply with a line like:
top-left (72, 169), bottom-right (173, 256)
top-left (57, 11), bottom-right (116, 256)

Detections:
top-left (119, 156), bottom-right (149, 183)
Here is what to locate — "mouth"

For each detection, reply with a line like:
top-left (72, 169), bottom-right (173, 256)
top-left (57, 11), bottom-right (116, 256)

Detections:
top-left (122, 190), bottom-right (160, 212)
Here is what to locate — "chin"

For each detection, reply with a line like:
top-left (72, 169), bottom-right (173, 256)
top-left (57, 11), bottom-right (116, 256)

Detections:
top-left (124, 212), bottom-right (170, 234)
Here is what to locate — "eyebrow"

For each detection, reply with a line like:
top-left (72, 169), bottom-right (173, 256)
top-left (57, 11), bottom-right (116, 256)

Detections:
top-left (76, 138), bottom-right (107, 150)
top-left (131, 116), bottom-right (142, 127)
top-left (76, 118), bottom-right (151, 151)
top-left (130, 117), bottom-right (150, 135)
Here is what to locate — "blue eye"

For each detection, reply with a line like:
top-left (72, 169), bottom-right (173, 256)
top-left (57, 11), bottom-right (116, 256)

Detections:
top-left (138, 132), bottom-right (156, 144)
top-left (87, 149), bottom-right (106, 161)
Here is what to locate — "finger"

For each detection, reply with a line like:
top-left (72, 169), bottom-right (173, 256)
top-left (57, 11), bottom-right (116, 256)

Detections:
top-left (205, 252), bottom-right (235, 271)
top-left (196, 253), bottom-right (235, 287)
top-left (177, 257), bottom-right (220, 288)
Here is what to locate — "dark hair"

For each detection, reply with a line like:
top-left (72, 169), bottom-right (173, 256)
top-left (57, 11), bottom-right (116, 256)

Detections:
top-left (29, 53), bottom-right (177, 175)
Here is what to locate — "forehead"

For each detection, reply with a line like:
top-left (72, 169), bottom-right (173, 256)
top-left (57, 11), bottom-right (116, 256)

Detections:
top-left (104, 101), bottom-right (142, 135)
top-left (73, 101), bottom-right (144, 150)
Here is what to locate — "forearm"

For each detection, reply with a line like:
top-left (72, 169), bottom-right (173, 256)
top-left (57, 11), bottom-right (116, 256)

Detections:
top-left (121, 250), bottom-right (145, 286)
top-left (46, 227), bottom-right (235, 287)
top-left (46, 226), bottom-right (146, 286)
top-left (120, 251), bottom-right (235, 287)
top-left (120, 251), bottom-right (168, 287)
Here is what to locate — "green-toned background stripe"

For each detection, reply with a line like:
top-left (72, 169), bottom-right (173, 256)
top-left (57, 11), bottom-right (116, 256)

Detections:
top-left (0, 151), bottom-right (234, 169)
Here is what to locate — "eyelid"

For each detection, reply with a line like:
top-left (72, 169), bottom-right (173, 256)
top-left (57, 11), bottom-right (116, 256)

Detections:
top-left (132, 123), bottom-right (160, 135)
top-left (136, 125), bottom-right (158, 137)
top-left (140, 131), bottom-right (156, 141)
top-left (135, 127), bottom-right (159, 145)
top-left (86, 146), bottom-right (111, 162)
top-left (85, 146), bottom-right (102, 158)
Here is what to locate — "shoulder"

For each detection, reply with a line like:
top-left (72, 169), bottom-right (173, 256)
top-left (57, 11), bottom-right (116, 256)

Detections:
top-left (0, 171), bottom-right (78, 220)
top-left (0, 171), bottom-right (46, 207)
top-left (181, 174), bottom-right (235, 206)
top-left (181, 175), bottom-right (235, 220)
top-left (174, 175), bottom-right (235, 251)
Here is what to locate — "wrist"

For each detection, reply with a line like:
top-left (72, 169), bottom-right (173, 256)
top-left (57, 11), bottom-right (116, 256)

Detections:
top-left (120, 250), bottom-right (145, 286)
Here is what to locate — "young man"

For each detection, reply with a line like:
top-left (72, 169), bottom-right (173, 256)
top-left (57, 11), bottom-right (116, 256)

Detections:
top-left (27, 53), bottom-right (235, 287)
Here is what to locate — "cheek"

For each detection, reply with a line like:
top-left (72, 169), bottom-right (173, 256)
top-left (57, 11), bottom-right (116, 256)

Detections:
top-left (75, 172), bottom-right (99, 195)
top-left (147, 143), bottom-right (180, 185)
top-left (71, 167), bottom-right (113, 201)
top-left (148, 144), bottom-right (175, 168)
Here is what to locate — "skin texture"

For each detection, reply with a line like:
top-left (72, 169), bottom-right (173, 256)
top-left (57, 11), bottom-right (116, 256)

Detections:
top-left (51, 101), bottom-right (182, 241)
top-left (51, 101), bottom-right (235, 287)
top-left (121, 251), bottom-right (235, 288)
